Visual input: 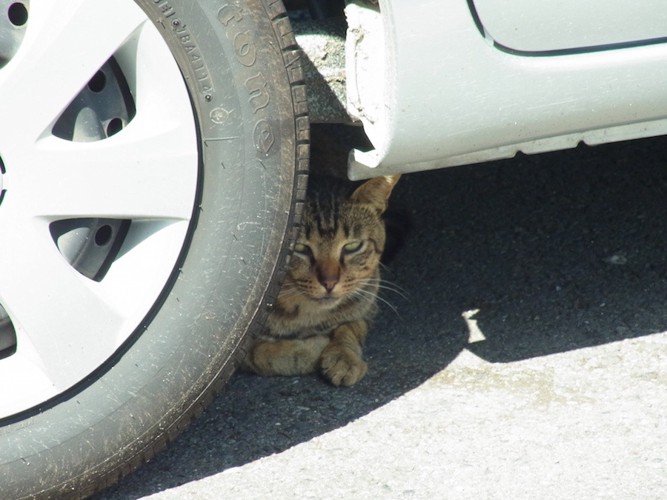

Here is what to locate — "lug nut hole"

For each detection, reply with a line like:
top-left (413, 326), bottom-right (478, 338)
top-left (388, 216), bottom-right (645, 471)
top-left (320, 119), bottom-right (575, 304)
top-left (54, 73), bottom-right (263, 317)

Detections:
top-left (95, 225), bottom-right (113, 246)
top-left (88, 70), bottom-right (107, 93)
top-left (106, 118), bottom-right (123, 137)
top-left (8, 2), bottom-right (28, 26)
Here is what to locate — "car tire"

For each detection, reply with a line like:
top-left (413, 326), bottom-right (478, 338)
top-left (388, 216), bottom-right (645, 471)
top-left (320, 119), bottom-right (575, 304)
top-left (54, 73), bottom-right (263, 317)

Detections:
top-left (0, 0), bottom-right (308, 497)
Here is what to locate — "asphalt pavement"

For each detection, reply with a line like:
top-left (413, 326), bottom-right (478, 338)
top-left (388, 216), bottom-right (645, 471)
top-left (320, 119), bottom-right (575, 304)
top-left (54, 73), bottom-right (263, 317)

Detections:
top-left (99, 136), bottom-right (667, 499)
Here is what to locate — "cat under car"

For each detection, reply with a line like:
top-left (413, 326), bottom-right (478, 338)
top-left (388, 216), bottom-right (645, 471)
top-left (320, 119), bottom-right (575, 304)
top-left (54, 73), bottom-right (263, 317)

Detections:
top-left (242, 174), bottom-right (400, 386)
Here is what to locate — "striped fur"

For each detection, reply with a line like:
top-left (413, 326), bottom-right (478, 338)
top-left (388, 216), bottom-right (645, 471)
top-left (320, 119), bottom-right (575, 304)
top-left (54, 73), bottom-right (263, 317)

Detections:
top-left (242, 174), bottom-right (400, 386)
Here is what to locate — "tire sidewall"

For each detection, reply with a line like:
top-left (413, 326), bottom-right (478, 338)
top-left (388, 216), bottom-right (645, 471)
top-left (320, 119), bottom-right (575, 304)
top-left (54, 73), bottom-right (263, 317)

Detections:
top-left (0, 0), bottom-right (302, 496)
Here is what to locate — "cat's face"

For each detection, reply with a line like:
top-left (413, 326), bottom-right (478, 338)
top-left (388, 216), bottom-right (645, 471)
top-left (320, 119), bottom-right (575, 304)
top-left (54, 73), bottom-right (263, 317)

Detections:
top-left (282, 175), bottom-right (400, 308)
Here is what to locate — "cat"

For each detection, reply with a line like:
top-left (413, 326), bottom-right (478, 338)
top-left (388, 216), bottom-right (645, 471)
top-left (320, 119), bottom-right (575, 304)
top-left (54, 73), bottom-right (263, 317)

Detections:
top-left (242, 174), bottom-right (400, 386)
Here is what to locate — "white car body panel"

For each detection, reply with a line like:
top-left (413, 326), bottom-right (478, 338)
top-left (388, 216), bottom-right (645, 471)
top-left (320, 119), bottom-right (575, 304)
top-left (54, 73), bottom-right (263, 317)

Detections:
top-left (472, 0), bottom-right (667, 52)
top-left (346, 0), bottom-right (667, 179)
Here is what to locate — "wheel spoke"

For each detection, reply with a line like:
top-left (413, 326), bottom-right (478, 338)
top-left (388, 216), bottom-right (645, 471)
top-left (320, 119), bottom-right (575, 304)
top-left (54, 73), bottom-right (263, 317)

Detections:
top-left (16, 126), bottom-right (197, 221)
top-left (0, 221), bottom-right (123, 387)
top-left (0, 0), bottom-right (146, 146)
top-left (0, 1), bottom-right (200, 417)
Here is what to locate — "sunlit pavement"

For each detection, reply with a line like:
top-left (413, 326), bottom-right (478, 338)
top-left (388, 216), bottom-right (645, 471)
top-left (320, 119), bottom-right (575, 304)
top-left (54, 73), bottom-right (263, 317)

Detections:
top-left (147, 330), bottom-right (667, 499)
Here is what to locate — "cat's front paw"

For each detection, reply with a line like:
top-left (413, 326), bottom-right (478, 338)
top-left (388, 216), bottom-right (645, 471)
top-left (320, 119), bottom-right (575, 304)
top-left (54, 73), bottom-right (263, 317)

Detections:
top-left (319, 345), bottom-right (368, 386)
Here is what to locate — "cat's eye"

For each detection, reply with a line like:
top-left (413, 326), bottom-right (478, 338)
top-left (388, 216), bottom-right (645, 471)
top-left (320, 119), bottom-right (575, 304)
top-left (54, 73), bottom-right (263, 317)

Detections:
top-left (342, 240), bottom-right (364, 254)
top-left (293, 243), bottom-right (311, 255)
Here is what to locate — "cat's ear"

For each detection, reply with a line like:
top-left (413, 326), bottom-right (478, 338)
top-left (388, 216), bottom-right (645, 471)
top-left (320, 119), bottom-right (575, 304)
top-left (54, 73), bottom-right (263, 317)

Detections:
top-left (350, 175), bottom-right (401, 214)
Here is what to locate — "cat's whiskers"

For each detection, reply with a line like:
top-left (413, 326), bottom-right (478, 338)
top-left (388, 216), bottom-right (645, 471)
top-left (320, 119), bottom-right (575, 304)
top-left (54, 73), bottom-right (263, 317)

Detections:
top-left (378, 261), bottom-right (401, 277)
top-left (277, 284), bottom-right (306, 300)
top-left (347, 287), bottom-right (377, 308)
top-left (357, 277), bottom-right (409, 300)
top-left (352, 286), bottom-right (401, 318)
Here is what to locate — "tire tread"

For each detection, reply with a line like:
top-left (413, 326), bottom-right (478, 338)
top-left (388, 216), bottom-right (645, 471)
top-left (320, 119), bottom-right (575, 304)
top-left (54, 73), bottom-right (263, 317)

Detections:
top-left (83, 0), bottom-right (309, 496)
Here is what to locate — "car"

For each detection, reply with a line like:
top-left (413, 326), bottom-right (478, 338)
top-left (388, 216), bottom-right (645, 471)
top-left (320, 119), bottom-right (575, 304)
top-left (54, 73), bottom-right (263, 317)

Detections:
top-left (303, 0), bottom-right (667, 179)
top-left (2, 0), bottom-right (667, 497)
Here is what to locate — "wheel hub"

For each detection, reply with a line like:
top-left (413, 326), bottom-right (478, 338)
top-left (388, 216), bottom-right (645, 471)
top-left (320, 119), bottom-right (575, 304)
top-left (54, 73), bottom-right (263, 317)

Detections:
top-left (0, 0), bottom-right (134, 357)
top-left (0, 0), bottom-right (199, 417)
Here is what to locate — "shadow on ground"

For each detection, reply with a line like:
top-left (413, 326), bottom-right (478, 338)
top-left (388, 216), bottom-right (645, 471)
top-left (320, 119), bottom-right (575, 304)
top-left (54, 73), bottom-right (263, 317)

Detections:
top-left (100, 135), bottom-right (667, 498)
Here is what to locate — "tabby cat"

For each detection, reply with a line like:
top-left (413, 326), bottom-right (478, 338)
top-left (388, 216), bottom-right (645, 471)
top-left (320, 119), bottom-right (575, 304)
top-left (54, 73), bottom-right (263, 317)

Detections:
top-left (242, 174), bottom-right (400, 386)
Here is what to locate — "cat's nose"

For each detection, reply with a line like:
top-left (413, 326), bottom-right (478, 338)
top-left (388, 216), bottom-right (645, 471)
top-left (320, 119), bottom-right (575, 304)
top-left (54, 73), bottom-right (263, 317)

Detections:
top-left (316, 261), bottom-right (340, 293)
top-left (319, 276), bottom-right (338, 293)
